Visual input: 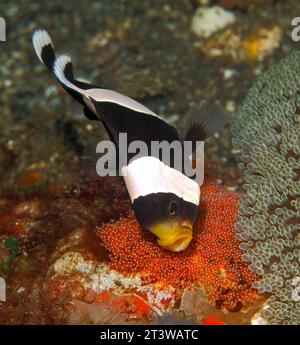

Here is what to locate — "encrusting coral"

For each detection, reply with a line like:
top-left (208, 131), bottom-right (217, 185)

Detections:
top-left (97, 180), bottom-right (260, 312)
top-left (232, 52), bottom-right (300, 324)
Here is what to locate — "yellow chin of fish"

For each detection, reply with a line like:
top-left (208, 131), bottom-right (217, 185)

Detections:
top-left (150, 221), bottom-right (193, 252)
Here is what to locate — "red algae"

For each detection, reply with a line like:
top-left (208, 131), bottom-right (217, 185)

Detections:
top-left (96, 180), bottom-right (260, 311)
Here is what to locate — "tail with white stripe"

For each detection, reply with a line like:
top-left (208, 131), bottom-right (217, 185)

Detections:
top-left (32, 30), bottom-right (79, 93)
top-left (32, 29), bottom-right (99, 120)
top-left (32, 29), bottom-right (167, 134)
top-left (32, 30), bottom-right (56, 72)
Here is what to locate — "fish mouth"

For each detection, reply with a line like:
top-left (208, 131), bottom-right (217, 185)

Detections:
top-left (150, 221), bottom-right (193, 252)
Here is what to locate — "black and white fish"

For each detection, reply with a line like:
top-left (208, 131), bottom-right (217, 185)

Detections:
top-left (32, 29), bottom-right (227, 252)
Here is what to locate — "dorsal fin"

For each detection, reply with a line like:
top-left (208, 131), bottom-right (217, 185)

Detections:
top-left (184, 100), bottom-right (229, 143)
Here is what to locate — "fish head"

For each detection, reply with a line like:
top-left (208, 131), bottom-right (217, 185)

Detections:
top-left (133, 193), bottom-right (199, 252)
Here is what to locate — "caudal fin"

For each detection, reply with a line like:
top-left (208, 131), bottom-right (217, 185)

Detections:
top-left (32, 29), bottom-right (98, 114)
top-left (32, 30), bottom-right (56, 72)
top-left (33, 30), bottom-right (77, 90)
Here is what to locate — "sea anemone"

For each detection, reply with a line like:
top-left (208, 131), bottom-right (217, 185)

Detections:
top-left (232, 51), bottom-right (300, 324)
top-left (97, 180), bottom-right (259, 312)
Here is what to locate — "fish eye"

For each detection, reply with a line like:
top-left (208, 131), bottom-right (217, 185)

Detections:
top-left (169, 201), bottom-right (178, 216)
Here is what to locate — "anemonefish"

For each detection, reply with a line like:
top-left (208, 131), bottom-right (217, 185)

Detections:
top-left (32, 30), bottom-right (227, 252)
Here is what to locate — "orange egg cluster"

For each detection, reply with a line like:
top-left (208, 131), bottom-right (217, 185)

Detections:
top-left (96, 180), bottom-right (260, 311)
